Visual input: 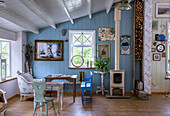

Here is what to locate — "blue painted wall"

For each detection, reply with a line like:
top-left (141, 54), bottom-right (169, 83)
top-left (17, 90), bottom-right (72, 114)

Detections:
top-left (27, 3), bottom-right (134, 92)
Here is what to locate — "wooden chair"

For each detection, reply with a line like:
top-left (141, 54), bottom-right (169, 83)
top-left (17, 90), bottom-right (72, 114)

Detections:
top-left (81, 71), bottom-right (93, 103)
top-left (0, 89), bottom-right (7, 116)
top-left (32, 82), bottom-right (56, 116)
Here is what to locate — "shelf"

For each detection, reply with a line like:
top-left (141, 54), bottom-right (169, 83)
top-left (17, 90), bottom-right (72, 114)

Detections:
top-left (69, 67), bottom-right (95, 69)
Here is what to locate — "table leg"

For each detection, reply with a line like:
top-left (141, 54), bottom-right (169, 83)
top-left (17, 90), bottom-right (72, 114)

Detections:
top-left (101, 74), bottom-right (104, 95)
top-left (73, 78), bottom-right (76, 102)
top-left (61, 86), bottom-right (63, 111)
top-left (57, 89), bottom-right (60, 116)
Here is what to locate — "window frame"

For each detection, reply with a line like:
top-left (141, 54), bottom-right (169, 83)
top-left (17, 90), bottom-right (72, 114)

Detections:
top-left (0, 40), bottom-right (11, 77)
top-left (69, 30), bottom-right (96, 68)
top-left (166, 22), bottom-right (170, 78)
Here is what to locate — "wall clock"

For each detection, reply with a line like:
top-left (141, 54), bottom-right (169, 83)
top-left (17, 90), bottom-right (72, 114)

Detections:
top-left (156, 44), bottom-right (165, 52)
top-left (121, 35), bottom-right (130, 55)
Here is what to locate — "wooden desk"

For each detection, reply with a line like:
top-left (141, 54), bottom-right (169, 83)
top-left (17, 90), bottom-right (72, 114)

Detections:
top-left (44, 75), bottom-right (77, 102)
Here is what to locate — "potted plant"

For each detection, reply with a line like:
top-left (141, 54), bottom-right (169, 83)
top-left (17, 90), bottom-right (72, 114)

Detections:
top-left (94, 53), bottom-right (111, 73)
top-left (23, 44), bottom-right (34, 74)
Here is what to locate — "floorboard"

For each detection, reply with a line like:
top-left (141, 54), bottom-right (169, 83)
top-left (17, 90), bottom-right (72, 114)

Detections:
top-left (4, 94), bottom-right (170, 116)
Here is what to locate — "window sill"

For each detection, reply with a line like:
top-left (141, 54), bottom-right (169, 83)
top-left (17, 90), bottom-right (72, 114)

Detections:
top-left (69, 67), bottom-right (95, 69)
top-left (0, 77), bottom-right (17, 84)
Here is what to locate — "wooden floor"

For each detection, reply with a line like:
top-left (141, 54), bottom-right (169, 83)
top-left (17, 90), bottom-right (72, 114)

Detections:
top-left (4, 94), bottom-right (170, 116)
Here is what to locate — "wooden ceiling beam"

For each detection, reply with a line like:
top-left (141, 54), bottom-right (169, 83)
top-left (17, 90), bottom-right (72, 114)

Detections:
top-left (87, 0), bottom-right (92, 19)
top-left (19, 0), bottom-right (56, 29)
top-left (0, 7), bottom-right (39, 34)
top-left (60, 0), bottom-right (74, 24)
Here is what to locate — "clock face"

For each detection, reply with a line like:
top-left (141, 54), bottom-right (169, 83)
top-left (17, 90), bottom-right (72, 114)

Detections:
top-left (156, 44), bottom-right (165, 52)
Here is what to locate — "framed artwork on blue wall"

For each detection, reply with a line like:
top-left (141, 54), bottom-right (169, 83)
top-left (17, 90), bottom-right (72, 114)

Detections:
top-left (97, 43), bottom-right (110, 58)
top-left (120, 35), bottom-right (131, 55)
top-left (98, 28), bottom-right (115, 41)
top-left (35, 40), bottom-right (64, 61)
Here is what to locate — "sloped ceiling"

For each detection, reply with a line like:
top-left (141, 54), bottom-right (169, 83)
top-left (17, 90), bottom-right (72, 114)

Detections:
top-left (0, 0), bottom-right (122, 33)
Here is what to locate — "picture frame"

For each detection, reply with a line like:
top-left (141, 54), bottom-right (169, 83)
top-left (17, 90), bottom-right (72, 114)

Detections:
top-left (152, 21), bottom-right (158, 30)
top-left (152, 48), bottom-right (156, 52)
top-left (156, 3), bottom-right (170, 18)
top-left (162, 52), bottom-right (166, 57)
top-left (153, 53), bottom-right (161, 61)
top-left (156, 44), bottom-right (165, 52)
top-left (97, 43), bottom-right (110, 58)
top-left (35, 40), bottom-right (64, 61)
top-left (120, 35), bottom-right (131, 55)
top-left (98, 28), bottom-right (115, 41)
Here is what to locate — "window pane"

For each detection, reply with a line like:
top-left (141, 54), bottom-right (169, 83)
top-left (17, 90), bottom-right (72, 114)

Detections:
top-left (83, 34), bottom-right (92, 44)
top-left (73, 34), bottom-right (82, 44)
top-left (83, 47), bottom-right (92, 65)
top-left (1, 42), bottom-right (8, 53)
top-left (73, 47), bottom-right (82, 56)
top-left (1, 61), bottom-right (6, 79)
top-left (1, 54), bottom-right (8, 59)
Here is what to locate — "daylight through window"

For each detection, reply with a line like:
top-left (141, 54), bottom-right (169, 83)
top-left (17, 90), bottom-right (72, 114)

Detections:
top-left (69, 30), bottom-right (96, 68)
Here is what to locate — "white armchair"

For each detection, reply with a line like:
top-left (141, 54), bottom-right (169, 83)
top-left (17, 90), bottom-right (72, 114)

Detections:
top-left (17, 71), bottom-right (43, 101)
top-left (0, 89), bottom-right (7, 116)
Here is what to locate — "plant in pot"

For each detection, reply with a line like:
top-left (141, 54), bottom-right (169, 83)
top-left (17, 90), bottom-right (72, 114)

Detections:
top-left (94, 53), bottom-right (111, 73)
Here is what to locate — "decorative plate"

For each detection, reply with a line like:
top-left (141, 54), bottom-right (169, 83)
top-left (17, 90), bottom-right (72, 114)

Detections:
top-left (156, 44), bottom-right (165, 52)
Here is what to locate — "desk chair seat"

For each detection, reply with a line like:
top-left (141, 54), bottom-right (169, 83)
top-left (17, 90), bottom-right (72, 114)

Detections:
top-left (81, 72), bottom-right (93, 103)
top-left (32, 82), bottom-right (56, 116)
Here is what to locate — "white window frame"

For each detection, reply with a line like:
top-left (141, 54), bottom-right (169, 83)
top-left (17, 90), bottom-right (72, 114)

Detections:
top-left (166, 22), bottom-right (170, 78)
top-left (69, 30), bottom-right (96, 68)
top-left (0, 40), bottom-right (11, 77)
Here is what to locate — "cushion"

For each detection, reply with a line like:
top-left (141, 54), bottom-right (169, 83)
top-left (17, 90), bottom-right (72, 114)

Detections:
top-left (19, 72), bottom-right (34, 82)
top-left (0, 102), bottom-right (6, 112)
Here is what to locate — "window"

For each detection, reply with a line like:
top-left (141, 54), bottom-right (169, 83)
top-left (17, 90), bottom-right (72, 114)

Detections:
top-left (166, 22), bottom-right (170, 77)
top-left (0, 40), bottom-right (10, 78)
top-left (69, 30), bottom-right (96, 68)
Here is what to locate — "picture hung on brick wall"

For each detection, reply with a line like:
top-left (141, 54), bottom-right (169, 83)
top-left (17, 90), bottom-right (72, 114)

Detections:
top-left (120, 35), bottom-right (130, 55)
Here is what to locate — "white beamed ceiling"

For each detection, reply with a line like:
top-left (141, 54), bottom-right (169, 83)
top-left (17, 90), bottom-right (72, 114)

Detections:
top-left (0, 0), bottom-right (122, 33)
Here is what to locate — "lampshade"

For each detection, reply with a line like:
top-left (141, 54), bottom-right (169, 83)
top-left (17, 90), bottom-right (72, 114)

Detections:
top-left (118, 0), bottom-right (132, 10)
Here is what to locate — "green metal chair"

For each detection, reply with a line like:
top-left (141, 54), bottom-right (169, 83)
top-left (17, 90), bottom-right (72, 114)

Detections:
top-left (32, 82), bottom-right (56, 116)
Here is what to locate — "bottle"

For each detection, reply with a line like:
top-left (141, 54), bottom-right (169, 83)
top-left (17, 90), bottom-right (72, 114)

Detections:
top-left (90, 61), bottom-right (92, 68)
top-left (87, 61), bottom-right (89, 68)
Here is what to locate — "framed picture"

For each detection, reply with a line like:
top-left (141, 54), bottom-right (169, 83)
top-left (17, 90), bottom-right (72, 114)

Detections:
top-left (156, 3), bottom-right (170, 18)
top-left (98, 28), bottom-right (115, 41)
top-left (35, 40), bottom-right (64, 61)
top-left (152, 48), bottom-right (156, 52)
top-left (120, 35), bottom-right (130, 55)
top-left (152, 21), bottom-right (158, 30)
top-left (97, 43), bottom-right (110, 58)
top-left (156, 44), bottom-right (165, 52)
top-left (162, 52), bottom-right (166, 57)
top-left (153, 53), bottom-right (161, 61)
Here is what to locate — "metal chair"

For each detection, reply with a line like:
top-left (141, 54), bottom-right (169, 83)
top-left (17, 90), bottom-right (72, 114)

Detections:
top-left (81, 71), bottom-right (93, 103)
top-left (32, 82), bottom-right (56, 116)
